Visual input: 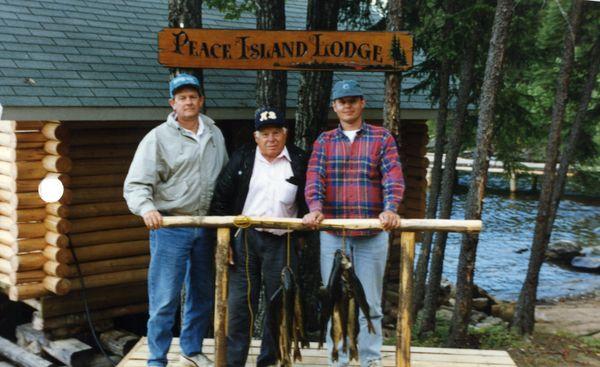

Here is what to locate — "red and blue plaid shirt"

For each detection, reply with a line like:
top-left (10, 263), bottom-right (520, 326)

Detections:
top-left (305, 123), bottom-right (405, 236)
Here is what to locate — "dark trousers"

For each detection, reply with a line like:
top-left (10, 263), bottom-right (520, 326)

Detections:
top-left (226, 229), bottom-right (298, 367)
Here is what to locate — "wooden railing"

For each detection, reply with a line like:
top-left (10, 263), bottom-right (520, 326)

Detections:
top-left (162, 216), bottom-right (483, 367)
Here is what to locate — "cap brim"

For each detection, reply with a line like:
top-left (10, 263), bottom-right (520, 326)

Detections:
top-left (171, 84), bottom-right (201, 97)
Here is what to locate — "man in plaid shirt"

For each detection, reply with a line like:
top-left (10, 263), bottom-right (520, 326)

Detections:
top-left (303, 80), bottom-right (404, 367)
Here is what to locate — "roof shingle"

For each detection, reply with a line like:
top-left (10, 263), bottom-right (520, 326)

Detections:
top-left (0, 0), bottom-right (432, 111)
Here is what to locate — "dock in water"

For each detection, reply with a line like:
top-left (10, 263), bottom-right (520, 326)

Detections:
top-left (117, 337), bottom-right (517, 367)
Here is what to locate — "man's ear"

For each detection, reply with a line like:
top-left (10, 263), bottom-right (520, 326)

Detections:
top-left (253, 131), bottom-right (260, 145)
top-left (168, 98), bottom-right (175, 110)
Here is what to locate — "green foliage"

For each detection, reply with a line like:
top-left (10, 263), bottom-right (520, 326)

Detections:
top-left (204, 0), bottom-right (255, 19)
top-left (471, 325), bottom-right (524, 350)
top-left (339, 0), bottom-right (385, 30)
top-left (494, 0), bottom-right (600, 169)
top-left (409, 312), bottom-right (452, 347)
top-left (581, 335), bottom-right (600, 351)
top-left (401, 0), bottom-right (599, 176)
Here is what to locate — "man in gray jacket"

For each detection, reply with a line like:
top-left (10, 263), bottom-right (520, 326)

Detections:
top-left (124, 73), bottom-right (228, 367)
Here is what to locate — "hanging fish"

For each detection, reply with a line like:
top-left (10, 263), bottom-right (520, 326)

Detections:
top-left (320, 249), bottom-right (376, 362)
top-left (268, 266), bottom-right (308, 366)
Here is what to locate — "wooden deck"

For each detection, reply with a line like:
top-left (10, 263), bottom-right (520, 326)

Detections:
top-left (118, 338), bottom-right (517, 367)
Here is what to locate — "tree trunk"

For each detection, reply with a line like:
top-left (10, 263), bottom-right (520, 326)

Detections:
top-left (512, 0), bottom-right (585, 335)
top-left (294, 0), bottom-right (341, 149)
top-left (413, 0), bottom-right (456, 318)
top-left (294, 0), bottom-right (342, 335)
top-left (413, 62), bottom-right (448, 319)
top-left (383, 0), bottom-right (403, 143)
top-left (419, 41), bottom-right (477, 334)
top-left (256, 0), bottom-right (287, 112)
top-left (168, 0), bottom-right (204, 98)
top-left (447, 0), bottom-right (515, 346)
top-left (549, 35), bottom-right (600, 230)
top-left (168, 0), bottom-right (204, 333)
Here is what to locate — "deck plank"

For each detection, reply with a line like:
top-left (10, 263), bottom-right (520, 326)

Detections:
top-left (118, 338), bottom-right (517, 367)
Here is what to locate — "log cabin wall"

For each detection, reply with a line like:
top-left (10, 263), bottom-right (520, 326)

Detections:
top-left (0, 119), bottom-right (429, 333)
top-left (0, 121), bottom-right (71, 301)
top-left (0, 120), bottom-right (158, 332)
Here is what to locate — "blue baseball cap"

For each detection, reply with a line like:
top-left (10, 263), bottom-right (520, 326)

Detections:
top-left (255, 107), bottom-right (286, 130)
top-left (169, 73), bottom-right (201, 98)
top-left (331, 80), bottom-right (364, 100)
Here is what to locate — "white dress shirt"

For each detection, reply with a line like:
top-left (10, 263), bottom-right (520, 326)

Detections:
top-left (242, 147), bottom-right (298, 235)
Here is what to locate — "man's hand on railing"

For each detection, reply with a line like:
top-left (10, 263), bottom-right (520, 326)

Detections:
top-left (379, 210), bottom-right (400, 231)
top-left (143, 210), bottom-right (163, 230)
top-left (302, 210), bottom-right (324, 229)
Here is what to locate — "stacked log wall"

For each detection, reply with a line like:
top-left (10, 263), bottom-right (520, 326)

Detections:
top-left (34, 122), bottom-right (154, 330)
top-left (0, 120), bottom-right (156, 331)
top-left (0, 121), bottom-right (70, 300)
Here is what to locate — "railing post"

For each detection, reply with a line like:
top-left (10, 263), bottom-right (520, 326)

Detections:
top-left (397, 231), bottom-right (416, 367)
top-left (214, 227), bottom-right (230, 367)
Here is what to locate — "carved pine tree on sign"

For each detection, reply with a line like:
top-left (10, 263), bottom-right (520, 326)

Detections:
top-left (390, 35), bottom-right (407, 67)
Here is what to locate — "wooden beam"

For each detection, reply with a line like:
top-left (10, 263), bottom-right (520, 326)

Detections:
top-left (44, 255), bottom-right (150, 278)
top-left (43, 240), bottom-right (148, 263)
top-left (397, 231), bottom-right (416, 367)
top-left (99, 329), bottom-right (140, 357)
top-left (69, 268), bottom-right (147, 291)
top-left (162, 216), bottom-right (483, 233)
top-left (33, 303), bottom-right (147, 330)
top-left (0, 335), bottom-right (56, 367)
top-left (18, 237), bottom-right (47, 252)
top-left (9, 269), bottom-right (46, 285)
top-left (38, 282), bottom-right (147, 318)
top-left (214, 227), bottom-right (230, 367)
top-left (68, 227), bottom-right (148, 247)
top-left (9, 282), bottom-right (50, 301)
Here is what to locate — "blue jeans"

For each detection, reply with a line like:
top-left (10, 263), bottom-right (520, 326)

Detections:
top-left (320, 231), bottom-right (389, 366)
top-left (226, 229), bottom-right (298, 367)
top-left (147, 227), bottom-right (215, 367)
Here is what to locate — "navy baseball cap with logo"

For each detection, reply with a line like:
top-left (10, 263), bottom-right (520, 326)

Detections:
top-left (255, 107), bottom-right (286, 130)
top-left (169, 73), bottom-right (201, 98)
top-left (331, 79), bottom-right (364, 100)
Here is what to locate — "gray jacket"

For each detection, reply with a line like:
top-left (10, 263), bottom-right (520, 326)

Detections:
top-left (124, 113), bottom-right (228, 216)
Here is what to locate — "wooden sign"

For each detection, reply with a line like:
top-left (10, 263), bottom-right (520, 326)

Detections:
top-left (158, 29), bottom-right (413, 72)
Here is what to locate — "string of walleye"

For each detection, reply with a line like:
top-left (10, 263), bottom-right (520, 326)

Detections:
top-left (268, 249), bottom-right (373, 365)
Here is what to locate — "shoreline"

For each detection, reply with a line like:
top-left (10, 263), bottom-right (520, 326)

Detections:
top-left (537, 287), bottom-right (600, 305)
top-left (534, 289), bottom-right (600, 338)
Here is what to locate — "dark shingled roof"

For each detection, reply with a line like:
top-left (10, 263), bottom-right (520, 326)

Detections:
top-left (0, 0), bottom-right (432, 112)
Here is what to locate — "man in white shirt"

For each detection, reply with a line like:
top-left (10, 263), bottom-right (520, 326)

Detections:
top-left (210, 107), bottom-right (308, 367)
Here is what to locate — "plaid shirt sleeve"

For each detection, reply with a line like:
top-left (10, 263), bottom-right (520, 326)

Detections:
top-left (380, 132), bottom-right (405, 212)
top-left (304, 135), bottom-right (326, 212)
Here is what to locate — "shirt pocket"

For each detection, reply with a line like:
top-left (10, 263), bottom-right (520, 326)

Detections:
top-left (278, 181), bottom-right (298, 206)
top-left (159, 180), bottom-right (190, 201)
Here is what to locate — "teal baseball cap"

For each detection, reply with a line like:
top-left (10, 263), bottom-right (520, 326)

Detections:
top-left (169, 73), bottom-right (201, 98)
top-left (331, 80), bottom-right (363, 100)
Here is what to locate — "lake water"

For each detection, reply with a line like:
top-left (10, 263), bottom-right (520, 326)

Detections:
top-left (428, 174), bottom-right (600, 301)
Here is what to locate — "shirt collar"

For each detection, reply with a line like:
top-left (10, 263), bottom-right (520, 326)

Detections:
top-left (335, 122), bottom-right (370, 139)
top-left (256, 146), bottom-right (291, 163)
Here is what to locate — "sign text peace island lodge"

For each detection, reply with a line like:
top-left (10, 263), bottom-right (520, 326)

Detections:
top-left (158, 29), bottom-right (413, 72)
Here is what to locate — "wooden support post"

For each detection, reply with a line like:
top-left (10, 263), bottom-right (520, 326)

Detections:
top-left (397, 231), bottom-right (416, 367)
top-left (214, 227), bottom-right (230, 367)
top-left (509, 173), bottom-right (517, 193)
top-left (530, 175), bottom-right (538, 192)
